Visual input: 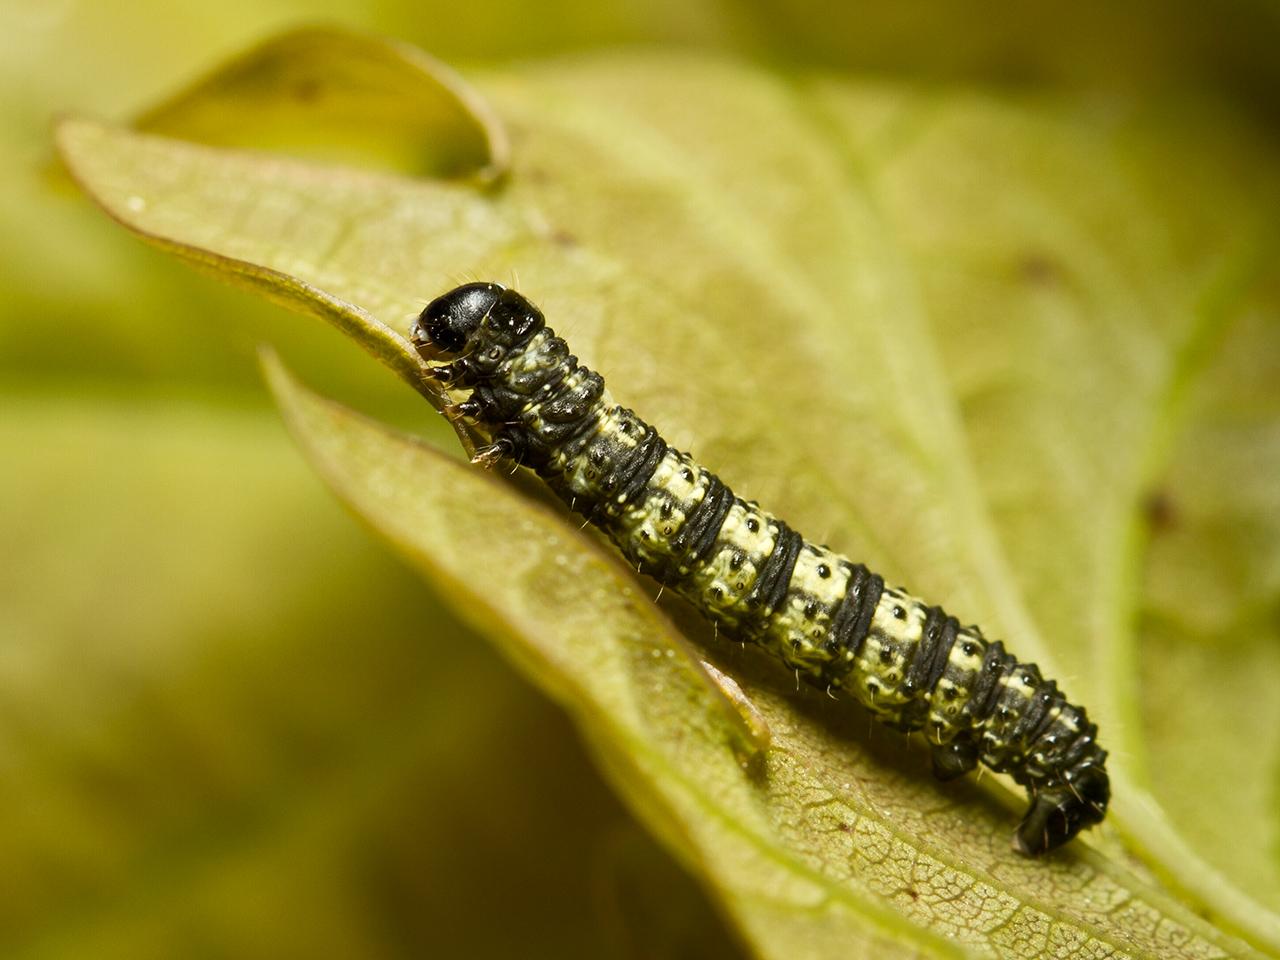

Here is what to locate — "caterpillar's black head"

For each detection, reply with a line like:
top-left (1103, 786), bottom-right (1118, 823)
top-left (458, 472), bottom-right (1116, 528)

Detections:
top-left (1013, 764), bottom-right (1110, 856)
top-left (411, 282), bottom-right (544, 359)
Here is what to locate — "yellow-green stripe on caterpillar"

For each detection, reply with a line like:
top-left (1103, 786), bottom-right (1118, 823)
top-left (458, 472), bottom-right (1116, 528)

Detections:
top-left (411, 282), bottom-right (1109, 856)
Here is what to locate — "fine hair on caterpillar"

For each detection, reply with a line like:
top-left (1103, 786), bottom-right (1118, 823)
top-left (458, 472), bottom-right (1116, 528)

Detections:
top-left (409, 281), bottom-right (1110, 856)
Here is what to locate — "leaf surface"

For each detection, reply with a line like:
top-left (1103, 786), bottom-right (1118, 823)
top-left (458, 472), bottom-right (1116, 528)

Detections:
top-left (57, 30), bottom-right (1280, 958)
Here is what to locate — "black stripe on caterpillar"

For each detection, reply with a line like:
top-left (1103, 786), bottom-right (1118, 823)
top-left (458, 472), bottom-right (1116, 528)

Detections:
top-left (409, 282), bottom-right (1109, 856)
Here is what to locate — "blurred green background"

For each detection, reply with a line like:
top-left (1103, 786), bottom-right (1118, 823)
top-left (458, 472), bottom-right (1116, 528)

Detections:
top-left (3, 1), bottom-right (1279, 957)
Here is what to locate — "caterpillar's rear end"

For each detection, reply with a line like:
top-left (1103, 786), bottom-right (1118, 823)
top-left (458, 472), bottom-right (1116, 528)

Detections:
top-left (411, 282), bottom-right (1109, 855)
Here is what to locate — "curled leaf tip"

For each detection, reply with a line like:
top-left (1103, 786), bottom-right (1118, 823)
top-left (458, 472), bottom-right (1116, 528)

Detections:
top-left (132, 25), bottom-right (509, 183)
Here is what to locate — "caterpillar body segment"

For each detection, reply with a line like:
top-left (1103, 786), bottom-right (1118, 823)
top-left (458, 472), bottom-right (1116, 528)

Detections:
top-left (410, 282), bottom-right (1109, 856)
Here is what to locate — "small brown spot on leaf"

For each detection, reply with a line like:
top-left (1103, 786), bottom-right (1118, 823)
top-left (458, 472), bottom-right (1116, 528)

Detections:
top-left (1143, 489), bottom-right (1177, 532)
top-left (293, 77), bottom-right (322, 102)
top-left (1019, 252), bottom-right (1059, 286)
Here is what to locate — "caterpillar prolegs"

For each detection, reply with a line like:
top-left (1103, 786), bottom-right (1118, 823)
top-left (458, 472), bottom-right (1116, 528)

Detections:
top-left (410, 282), bottom-right (1109, 856)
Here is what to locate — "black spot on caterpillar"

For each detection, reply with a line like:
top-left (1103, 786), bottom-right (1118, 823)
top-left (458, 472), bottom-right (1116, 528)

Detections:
top-left (410, 282), bottom-right (1110, 856)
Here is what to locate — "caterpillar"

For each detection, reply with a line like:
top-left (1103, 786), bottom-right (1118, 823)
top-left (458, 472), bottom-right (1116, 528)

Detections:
top-left (409, 282), bottom-right (1109, 856)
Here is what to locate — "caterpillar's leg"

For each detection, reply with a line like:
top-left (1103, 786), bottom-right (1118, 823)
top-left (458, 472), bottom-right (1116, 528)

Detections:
top-left (470, 430), bottom-right (527, 469)
top-left (931, 740), bottom-right (979, 781)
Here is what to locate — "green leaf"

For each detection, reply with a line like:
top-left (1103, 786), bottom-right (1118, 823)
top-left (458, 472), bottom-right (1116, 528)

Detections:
top-left (57, 29), bottom-right (1280, 958)
top-left (264, 353), bottom-right (1267, 960)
